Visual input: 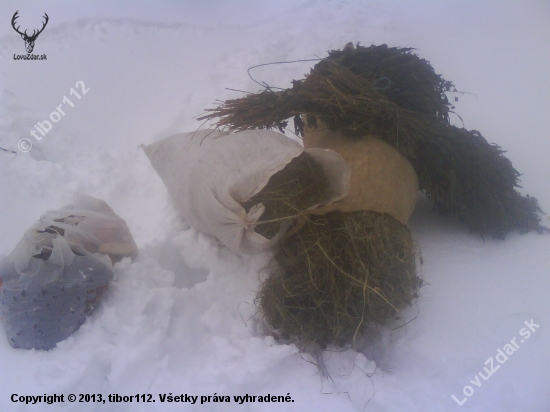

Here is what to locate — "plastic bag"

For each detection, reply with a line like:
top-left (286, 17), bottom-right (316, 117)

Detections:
top-left (143, 129), bottom-right (350, 255)
top-left (0, 194), bottom-right (137, 350)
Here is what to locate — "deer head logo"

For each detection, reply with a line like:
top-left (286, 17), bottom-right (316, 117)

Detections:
top-left (11, 11), bottom-right (49, 54)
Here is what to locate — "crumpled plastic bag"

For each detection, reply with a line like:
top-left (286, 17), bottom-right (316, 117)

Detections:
top-left (143, 129), bottom-right (350, 255)
top-left (0, 194), bottom-right (137, 350)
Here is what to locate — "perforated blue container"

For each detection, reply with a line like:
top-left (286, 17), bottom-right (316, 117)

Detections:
top-left (0, 255), bottom-right (113, 350)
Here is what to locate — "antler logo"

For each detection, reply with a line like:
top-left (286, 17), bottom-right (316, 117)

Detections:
top-left (11, 11), bottom-right (49, 54)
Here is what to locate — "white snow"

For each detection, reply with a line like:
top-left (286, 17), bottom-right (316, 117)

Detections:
top-left (1, 1), bottom-right (549, 411)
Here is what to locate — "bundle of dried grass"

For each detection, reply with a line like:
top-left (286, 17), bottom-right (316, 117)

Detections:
top-left (260, 210), bottom-right (420, 348)
top-left (241, 152), bottom-right (328, 239)
top-left (199, 44), bottom-right (547, 238)
top-left (241, 144), bottom-right (419, 348)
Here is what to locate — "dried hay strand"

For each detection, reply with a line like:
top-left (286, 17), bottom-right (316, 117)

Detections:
top-left (198, 44), bottom-right (547, 238)
top-left (259, 210), bottom-right (420, 348)
top-left (241, 152), bottom-right (328, 239)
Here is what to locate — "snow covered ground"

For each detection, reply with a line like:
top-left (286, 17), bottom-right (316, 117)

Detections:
top-left (1, 1), bottom-right (549, 411)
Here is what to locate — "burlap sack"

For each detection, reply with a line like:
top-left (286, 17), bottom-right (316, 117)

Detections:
top-left (303, 121), bottom-right (419, 225)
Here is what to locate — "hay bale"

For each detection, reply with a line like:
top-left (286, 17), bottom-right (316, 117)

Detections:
top-left (260, 210), bottom-right (420, 348)
top-left (248, 140), bottom-right (420, 349)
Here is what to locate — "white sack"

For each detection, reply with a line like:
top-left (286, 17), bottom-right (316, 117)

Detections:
top-left (143, 129), bottom-right (350, 255)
